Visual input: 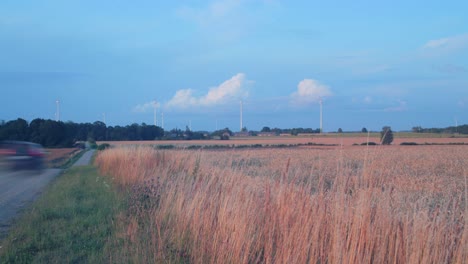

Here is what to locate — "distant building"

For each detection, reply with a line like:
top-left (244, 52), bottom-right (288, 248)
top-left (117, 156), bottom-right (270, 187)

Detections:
top-left (258, 132), bottom-right (276, 137)
top-left (233, 132), bottom-right (251, 137)
top-left (297, 133), bottom-right (315, 137)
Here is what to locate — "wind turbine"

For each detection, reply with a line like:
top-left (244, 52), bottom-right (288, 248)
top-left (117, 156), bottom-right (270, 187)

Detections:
top-left (55, 99), bottom-right (60, 121)
top-left (153, 100), bottom-right (158, 126)
top-left (161, 112), bottom-right (164, 130)
top-left (240, 100), bottom-right (243, 131)
top-left (319, 98), bottom-right (323, 134)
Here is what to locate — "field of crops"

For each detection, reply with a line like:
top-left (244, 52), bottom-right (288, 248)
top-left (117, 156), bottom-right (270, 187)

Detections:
top-left (98, 133), bottom-right (468, 148)
top-left (95, 144), bottom-right (467, 263)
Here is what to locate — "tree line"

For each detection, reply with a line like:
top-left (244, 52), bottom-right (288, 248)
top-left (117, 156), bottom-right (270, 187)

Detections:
top-left (259, 126), bottom-right (321, 135)
top-left (0, 118), bottom-right (164, 148)
top-left (1, 117), bottom-right (466, 148)
top-left (412, 125), bottom-right (468, 134)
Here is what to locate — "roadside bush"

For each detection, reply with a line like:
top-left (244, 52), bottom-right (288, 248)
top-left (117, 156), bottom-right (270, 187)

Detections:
top-left (97, 143), bottom-right (111, 150)
top-left (89, 142), bottom-right (98, 149)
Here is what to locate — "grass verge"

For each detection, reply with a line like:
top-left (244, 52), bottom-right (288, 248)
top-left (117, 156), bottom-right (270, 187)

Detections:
top-left (0, 165), bottom-right (125, 263)
top-left (55, 149), bottom-right (87, 169)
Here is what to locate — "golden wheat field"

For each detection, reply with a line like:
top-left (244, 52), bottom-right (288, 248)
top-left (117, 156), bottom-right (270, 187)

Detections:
top-left (95, 145), bottom-right (467, 263)
top-left (98, 134), bottom-right (468, 148)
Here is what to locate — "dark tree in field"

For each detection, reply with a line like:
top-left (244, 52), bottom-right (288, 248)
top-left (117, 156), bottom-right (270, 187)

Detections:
top-left (361, 127), bottom-right (368, 133)
top-left (380, 126), bottom-right (394, 145)
top-left (338, 128), bottom-right (343, 133)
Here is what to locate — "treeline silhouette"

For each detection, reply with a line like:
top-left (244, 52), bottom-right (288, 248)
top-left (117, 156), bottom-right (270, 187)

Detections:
top-left (411, 125), bottom-right (468, 134)
top-left (0, 118), bottom-right (466, 148)
top-left (0, 118), bottom-right (163, 147)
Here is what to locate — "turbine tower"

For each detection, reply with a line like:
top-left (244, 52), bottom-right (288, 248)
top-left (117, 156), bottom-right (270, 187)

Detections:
top-left (319, 98), bottom-right (323, 134)
top-left (153, 100), bottom-right (158, 126)
top-left (55, 99), bottom-right (60, 121)
top-left (240, 100), bottom-right (243, 131)
top-left (161, 112), bottom-right (164, 130)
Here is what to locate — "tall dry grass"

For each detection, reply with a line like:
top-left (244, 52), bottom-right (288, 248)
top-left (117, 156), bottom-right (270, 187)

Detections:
top-left (95, 146), bottom-right (467, 263)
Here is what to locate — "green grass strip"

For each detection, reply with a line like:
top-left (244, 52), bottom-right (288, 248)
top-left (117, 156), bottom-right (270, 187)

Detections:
top-left (57, 149), bottom-right (87, 169)
top-left (0, 166), bottom-right (124, 263)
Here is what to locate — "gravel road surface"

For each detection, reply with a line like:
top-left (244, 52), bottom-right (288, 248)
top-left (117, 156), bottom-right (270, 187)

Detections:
top-left (0, 149), bottom-right (95, 240)
top-left (72, 149), bottom-right (95, 167)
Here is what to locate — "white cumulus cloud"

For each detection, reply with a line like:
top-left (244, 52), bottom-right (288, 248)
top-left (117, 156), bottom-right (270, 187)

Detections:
top-left (290, 79), bottom-right (332, 106)
top-left (424, 38), bottom-right (450, 49)
top-left (166, 73), bottom-right (249, 109)
top-left (422, 33), bottom-right (468, 55)
top-left (133, 101), bottom-right (160, 113)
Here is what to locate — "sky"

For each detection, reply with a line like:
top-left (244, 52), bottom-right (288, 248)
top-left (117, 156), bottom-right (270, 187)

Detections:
top-left (1, 0), bottom-right (467, 132)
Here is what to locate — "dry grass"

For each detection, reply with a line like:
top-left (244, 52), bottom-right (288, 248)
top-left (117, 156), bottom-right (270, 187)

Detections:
top-left (45, 148), bottom-right (81, 167)
top-left (45, 148), bottom-right (79, 161)
top-left (98, 134), bottom-right (468, 148)
top-left (95, 145), bottom-right (467, 263)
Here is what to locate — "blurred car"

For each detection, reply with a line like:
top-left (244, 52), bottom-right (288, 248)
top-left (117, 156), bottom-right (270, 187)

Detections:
top-left (0, 141), bottom-right (46, 171)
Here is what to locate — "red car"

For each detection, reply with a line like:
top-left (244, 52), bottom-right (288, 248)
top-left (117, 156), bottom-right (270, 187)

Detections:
top-left (0, 141), bottom-right (46, 171)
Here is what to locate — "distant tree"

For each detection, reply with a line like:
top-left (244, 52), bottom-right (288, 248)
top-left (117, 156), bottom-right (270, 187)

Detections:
top-left (338, 128), bottom-right (343, 133)
top-left (211, 128), bottom-right (233, 138)
top-left (271, 128), bottom-right (282, 135)
top-left (261, 126), bottom-right (271, 132)
top-left (380, 126), bottom-right (394, 145)
top-left (412, 126), bottom-right (422, 133)
top-left (127, 123), bottom-right (140, 140)
top-left (361, 127), bottom-right (368, 133)
top-left (93, 121), bottom-right (107, 141)
top-left (39, 120), bottom-right (66, 147)
top-left (241, 127), bottom-right (248, 132)
top-left (220, 132), bottom-right (230, 140)
top-left (0, 118), bottom-right (29, 141)
top-left (29, 118), bottom-right (46, 143)
top-left (184, 125), bottom-right (194, 140)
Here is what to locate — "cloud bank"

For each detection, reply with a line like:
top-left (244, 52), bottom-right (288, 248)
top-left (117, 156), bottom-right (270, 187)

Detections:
top-left (166, 73), bottom-right (248, 109)
top-left (290, 79), bottom-right (332, 106)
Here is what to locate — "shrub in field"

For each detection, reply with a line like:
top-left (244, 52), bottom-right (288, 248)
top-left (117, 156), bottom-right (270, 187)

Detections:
top-left (97, 143), bottom-right (111, 150)
top-left (95, 146), bottom-right (467, 263)
top-left (400, 142), bottom-right (418, 145)
top-left (380, 126), bottom-right (394, 145)
top-left (361, 141), bottom-right (377, 145)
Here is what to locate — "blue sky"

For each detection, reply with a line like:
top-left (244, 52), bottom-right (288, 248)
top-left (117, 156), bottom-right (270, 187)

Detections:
top-left (1, 0), bottom-right (467, 132)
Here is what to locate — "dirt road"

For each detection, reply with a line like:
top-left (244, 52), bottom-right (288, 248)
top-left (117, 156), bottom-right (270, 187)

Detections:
top-left (0, 168), bottom-right (61, 239)
top-left (0, 150), bottom-right (95, 240)
top-left (72, 150), bottom-right (95, 167)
